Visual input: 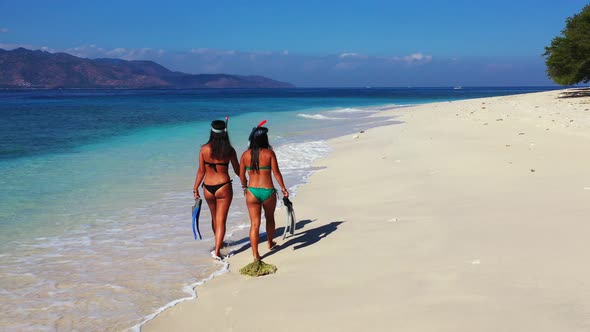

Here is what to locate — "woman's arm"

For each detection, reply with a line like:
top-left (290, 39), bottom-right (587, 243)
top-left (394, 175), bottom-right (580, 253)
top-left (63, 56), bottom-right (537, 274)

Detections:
top-left (193, 148), bottom-right (206, 199)
top-left (270, 150), bottom-right (289, 197)
top-left (230, 148), bottom-right (240, 176)
top-left (239, 151), bottom-right (248, 196)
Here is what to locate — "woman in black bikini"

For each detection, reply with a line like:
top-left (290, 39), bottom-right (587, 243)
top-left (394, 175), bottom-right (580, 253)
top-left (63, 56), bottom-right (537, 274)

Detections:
top-left (239, 126), bottom-right (289, 260)
top-left (193, 120), bottom-right (239, 259)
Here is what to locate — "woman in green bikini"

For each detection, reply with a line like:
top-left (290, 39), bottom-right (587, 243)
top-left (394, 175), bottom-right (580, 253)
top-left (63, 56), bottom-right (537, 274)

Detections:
top-left (193, 120), bottom-right (240, 260)
top-left (239, 125), bottom-right (289, 260)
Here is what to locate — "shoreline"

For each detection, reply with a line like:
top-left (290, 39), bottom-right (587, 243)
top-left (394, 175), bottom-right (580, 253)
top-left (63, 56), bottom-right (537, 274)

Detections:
top-left (130, 110), bottom-right (393, 330)
top-left (143, 88), bottom-right (590, 331)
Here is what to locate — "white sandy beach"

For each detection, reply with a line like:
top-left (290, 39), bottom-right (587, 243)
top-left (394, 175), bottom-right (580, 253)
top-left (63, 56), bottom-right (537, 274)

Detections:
top-left (143, 89), bottom-right (590, 332)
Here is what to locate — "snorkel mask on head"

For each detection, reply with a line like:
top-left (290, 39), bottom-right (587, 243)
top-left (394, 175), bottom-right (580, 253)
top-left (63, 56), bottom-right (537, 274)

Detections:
top-left (248, 120), bottom-right (268, 146)
top-left (211, 116), bottom-right (230, 133)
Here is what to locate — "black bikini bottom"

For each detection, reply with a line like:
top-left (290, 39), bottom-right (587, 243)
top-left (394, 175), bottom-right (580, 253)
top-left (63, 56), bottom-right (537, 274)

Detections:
top-left (203, 180), bottom-right (232, 195)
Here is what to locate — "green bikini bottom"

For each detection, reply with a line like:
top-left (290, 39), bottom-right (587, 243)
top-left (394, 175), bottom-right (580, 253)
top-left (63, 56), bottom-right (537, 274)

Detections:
top-left (247, 187), bottom-right (276, 202)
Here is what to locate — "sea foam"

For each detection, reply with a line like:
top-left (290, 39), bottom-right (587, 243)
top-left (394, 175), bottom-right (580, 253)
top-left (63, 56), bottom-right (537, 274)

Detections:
top-left (296, 113), bottom-right (344, 120)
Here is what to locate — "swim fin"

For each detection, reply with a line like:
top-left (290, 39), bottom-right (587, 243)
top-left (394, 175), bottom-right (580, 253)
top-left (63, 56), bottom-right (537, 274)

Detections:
top-left (192, 198), bottom-right (203, 240)
top-left (282, 197), bottom-right (296, 239)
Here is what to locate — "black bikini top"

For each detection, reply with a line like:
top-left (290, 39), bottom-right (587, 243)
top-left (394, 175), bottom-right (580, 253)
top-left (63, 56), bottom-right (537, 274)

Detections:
top-left (204, 161), bottom-right (229, 172)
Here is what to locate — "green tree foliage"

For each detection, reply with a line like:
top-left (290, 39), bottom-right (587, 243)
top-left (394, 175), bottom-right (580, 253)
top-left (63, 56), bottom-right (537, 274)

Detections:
top-left (544, 4), bottom-right (590, 85)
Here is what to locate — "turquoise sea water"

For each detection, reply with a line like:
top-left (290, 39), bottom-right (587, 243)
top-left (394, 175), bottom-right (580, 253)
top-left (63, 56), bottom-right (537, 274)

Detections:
top-left (0, 87), bottom-right (559, 331)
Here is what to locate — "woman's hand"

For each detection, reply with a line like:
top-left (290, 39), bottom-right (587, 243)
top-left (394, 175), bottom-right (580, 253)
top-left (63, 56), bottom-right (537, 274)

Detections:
top-left (193, 189), bottom-right (200, 200)
top-left (281, 188), bottom-right (289, 198)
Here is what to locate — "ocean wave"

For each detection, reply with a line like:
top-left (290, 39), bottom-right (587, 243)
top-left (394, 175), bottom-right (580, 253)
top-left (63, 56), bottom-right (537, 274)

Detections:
top-left (296, 113), bottom-right (344, 120)
top-left (275, 141), bottom-right (332, 170)
top-left (328, 107), bottom-right (373, 113)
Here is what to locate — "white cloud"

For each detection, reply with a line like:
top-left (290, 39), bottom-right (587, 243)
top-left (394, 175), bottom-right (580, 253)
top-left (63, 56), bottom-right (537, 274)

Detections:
top-left (339, 52), bottom-right (367, 59)
top-left (67, 45), bottom-right (111, 57)
top-left (384, 52), bottom-right (433, 65)
top-left (106, 48), bottom-right (128, 57)
top-left (403, 53), bottom-right (433, 63)
top-left (65, 45), bottom-right (166, 60)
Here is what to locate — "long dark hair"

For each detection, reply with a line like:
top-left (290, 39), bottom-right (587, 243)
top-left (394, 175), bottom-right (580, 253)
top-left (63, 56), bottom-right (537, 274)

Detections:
top-left (248, 126), bottom-right (271, 171)
top-left (206, 120), bottom-right (233, 160)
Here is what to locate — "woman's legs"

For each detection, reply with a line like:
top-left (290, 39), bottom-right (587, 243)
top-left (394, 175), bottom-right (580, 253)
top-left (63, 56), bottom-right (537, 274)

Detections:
top-left (204, 190), bottom-right (217, 236)
top-left (245, 191), bottom-right (262, 260)
top-left (213, 186), bottom-right (232, 258)
top-left (204, 185), bottom-right (233, 258)
top-left (262, 193), bottom-right (277, 249)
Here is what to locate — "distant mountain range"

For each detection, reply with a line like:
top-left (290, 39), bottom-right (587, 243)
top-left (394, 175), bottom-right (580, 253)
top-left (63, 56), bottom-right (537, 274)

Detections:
top-left (0, 48), bottom-right (294, 89)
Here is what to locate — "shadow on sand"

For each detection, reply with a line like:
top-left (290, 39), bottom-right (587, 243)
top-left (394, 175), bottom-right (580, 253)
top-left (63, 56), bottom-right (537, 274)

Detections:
top-left (228, 219), bottom-right (344, 259)
top-left (558, 88), bottom-right (590, 99)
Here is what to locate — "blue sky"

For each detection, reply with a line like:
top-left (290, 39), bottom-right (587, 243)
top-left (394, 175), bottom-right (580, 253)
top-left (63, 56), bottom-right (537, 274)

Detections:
top-left (0, 0), bottom-right (587, 86)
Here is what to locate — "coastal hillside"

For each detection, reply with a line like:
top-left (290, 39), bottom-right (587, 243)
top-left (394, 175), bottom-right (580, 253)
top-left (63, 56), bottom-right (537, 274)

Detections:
top-left (0, 48), bottom-right (294, 89)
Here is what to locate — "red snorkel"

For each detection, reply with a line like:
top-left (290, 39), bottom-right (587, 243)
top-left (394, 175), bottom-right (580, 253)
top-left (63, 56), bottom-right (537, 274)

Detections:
top-left (248, 120), bottom-right (268, 147)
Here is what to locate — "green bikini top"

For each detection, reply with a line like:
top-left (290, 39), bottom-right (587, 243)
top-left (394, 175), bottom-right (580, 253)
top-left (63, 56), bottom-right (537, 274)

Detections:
top-left (245, 165), bottom-right (271, 170)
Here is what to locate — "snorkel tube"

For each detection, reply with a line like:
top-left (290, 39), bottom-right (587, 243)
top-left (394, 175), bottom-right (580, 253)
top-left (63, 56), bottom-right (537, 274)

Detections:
top-left (248, 120), bottom-right (267, 147)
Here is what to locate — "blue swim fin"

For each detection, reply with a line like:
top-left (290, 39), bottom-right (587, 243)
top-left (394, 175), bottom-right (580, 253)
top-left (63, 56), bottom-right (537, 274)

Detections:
top-left (192, 198), bottom-right (203, 240)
